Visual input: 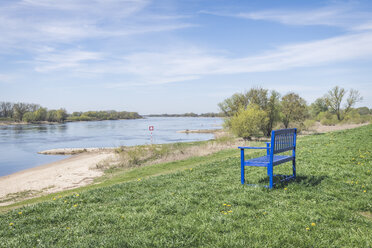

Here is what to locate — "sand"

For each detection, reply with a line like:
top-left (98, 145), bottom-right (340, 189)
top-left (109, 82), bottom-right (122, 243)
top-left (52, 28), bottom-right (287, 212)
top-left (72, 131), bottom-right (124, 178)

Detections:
top-left (0, 151), bottom-right (114, 206)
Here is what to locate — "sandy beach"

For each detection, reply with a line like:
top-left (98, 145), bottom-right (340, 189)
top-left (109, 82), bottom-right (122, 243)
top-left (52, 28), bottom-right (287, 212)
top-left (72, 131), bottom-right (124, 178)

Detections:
top-left (0, 151), bottom-right (114, 206)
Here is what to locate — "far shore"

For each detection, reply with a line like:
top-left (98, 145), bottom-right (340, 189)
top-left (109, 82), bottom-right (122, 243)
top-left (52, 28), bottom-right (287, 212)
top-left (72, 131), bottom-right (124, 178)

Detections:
top-left (0, 119), bottom-right (138, 126)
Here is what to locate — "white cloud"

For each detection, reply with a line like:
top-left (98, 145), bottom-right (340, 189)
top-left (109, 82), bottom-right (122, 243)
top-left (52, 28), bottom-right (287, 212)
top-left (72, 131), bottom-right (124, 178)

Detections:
top-left (34, 50), bottom-right (103, 72)
top-left (204, 3), bottom-right (372, 30)
top-left (97, 31), bottom-right (372, 86)
top-left (354, 22), bottom-right (372, 31)
top-left (32, 30), bottom-right (372, 85)
top-left (0, 0), bottom-right (193, 53)
top-left (20, 0), bottom-right (149, 16)
top-left (238, 7), bottom-right (348, 27)
top-left (2, 0), bottom-right (372, 91)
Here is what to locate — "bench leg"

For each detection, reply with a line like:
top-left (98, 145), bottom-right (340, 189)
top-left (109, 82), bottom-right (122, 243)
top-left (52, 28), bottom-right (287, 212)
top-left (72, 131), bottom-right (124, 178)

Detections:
top-left (268, 164), bottom-right (274, 189)
top-left (292, 159), bottom-right (296, 178)
top-left (240, 149), bottom-right (245, 184)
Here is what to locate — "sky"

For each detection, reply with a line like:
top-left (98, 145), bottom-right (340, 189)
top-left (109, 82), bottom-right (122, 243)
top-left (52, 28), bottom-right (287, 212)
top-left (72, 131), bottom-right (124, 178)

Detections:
top-left (1, 0), bottom-right (372, 114)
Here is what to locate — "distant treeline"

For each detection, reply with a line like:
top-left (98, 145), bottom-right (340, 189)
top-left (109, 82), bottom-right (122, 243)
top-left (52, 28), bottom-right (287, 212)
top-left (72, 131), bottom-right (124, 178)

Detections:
top-left (147, 112), bottom-right (225, 118)
top-left (68, 111), bottom-right (142, 121)
top-left (0, 102), bottom-right (142, 123)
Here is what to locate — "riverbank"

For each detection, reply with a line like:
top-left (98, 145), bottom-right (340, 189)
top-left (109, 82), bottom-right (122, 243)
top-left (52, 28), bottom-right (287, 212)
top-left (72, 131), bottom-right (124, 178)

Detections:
top-left (0, 130), bottom-right (239, 206)
top-left (0, 151), bottom-right (113, 206)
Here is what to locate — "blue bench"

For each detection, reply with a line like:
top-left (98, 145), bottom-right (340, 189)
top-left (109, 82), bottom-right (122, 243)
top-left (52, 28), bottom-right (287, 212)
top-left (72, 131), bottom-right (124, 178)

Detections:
top-left (238, 128), bottom-right (297, 189)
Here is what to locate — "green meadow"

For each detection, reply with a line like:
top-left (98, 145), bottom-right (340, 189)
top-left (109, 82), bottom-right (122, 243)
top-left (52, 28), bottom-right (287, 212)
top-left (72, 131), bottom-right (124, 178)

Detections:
top-left (1, 125), bottom-right (371, 247)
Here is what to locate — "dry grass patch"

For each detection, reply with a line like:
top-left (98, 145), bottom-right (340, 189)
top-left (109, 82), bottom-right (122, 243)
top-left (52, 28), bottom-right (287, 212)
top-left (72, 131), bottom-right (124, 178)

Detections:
top-left (97, 133), bottom-right (262, 171)
top-left (360, 211), bottom-right (372, 221)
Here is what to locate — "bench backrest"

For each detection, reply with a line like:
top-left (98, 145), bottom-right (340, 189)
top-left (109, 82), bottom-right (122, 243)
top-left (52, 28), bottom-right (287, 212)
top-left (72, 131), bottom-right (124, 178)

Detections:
top-left (270, 128), bottom-right (297, 155)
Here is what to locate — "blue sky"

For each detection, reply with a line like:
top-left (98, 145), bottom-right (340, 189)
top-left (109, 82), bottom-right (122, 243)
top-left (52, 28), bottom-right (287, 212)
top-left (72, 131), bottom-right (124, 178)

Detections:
top-left (1, 0), bottom-right (371, 114)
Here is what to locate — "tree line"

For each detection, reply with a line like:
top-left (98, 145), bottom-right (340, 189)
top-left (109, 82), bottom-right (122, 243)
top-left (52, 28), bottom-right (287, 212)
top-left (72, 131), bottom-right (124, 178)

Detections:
top-left (219, 86), bottom-right (370, 139)
top-left (68, 111), bottom-right (142, 121)
top-left (0, 102), bottom-right (142, 123)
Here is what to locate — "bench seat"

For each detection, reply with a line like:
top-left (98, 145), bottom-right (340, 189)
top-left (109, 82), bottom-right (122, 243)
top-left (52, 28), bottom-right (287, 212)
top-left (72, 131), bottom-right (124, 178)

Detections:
top-left (243, 155), bottom-right (294, 167)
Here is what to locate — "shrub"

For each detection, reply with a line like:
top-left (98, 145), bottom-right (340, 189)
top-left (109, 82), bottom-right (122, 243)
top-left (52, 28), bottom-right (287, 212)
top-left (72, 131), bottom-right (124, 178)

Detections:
top-left (303, 119), bottom-right (316, 130)
top-left (229, 104), bottom-right (268, 140)
top-left (341, 109), bottom-right (360, 124)
top-left (320, 114), bottom-right (338, 126)
top-left (315, 111), bottom-right (327, 121)
top-left (34, 108), bottom-right (47, 121)
top-left (126, 147), bottom-right (143, 166)
top-left (149, 144), bottom-right (170, 159)
top-left (356, 107), bottom-right (370, 115)
top-left (22, 112), bottom-right (36, 122)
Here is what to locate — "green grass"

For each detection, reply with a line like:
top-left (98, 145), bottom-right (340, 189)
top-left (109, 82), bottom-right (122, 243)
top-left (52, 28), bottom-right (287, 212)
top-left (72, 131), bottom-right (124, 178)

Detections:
top-left (1, 125), bottom-right (371, 247)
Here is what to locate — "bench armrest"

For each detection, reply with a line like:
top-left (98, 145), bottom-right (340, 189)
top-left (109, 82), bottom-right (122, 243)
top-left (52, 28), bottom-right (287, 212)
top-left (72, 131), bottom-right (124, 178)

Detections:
top-left (238, 146), bottom-right (269, 149)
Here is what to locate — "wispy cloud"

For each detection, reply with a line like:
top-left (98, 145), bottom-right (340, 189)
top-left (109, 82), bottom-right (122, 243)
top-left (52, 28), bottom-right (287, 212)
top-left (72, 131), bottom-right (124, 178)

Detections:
top-left (96, 31), bottom-right (372, 86)
top-left (203, 3), bottom-right (372, 30)
top-left (2, 1), bottom-right (372, 91)
top-left (32, 29), bottom-right (372, 85)
top-left (0, 0), bottom-right (193, 53)
top-left (34, 50), bottom-right (103, 72)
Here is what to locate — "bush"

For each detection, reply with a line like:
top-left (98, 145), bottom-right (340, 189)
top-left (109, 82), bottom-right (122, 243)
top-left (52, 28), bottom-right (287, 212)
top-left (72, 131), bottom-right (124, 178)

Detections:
top-left (229, 104), bottom-right (268, 140)
top-left (360, 115), bottom-right (372, 123)
top-left (303, 119), bottom-right (316, 130)
top-left (315, 111), bottom-right (327, 121)
top-left (34, 108), bottom-right (47, 121)
top-left (126, 147), bottom-right (143, 166)
top-left (320, 115), bottom-right (338, 126)
top-left (22, 112), bottom-right (36, 122)
top-left (356, 107), bottom-right (370, 115)
top-left (341, 109), bottom-right (361, 124)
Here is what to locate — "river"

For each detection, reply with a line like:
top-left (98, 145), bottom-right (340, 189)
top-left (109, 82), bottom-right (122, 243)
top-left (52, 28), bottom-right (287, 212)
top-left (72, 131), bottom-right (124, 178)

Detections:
top-left (0, 117), bottom-right (223, 177)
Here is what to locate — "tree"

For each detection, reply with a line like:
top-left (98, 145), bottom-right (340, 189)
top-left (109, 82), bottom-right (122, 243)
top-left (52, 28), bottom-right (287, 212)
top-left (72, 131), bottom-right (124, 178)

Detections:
top-left (219, 87), bottom-right (281, 136)
top-left (22, 112), bottom-right (36, 122)
top-left (246, 87), bottom-right (268, 109)
top-left (34, 107), bottom-right (47, 121)
top-left (344, 89), bottom-right (363, 114)
top-left (281, 93), bottom-right (307, 128)
top-left (230, 104), bottom-right (268, 140)
top-left (0, 102), bottom-right (14, 118)
top-left (218, 93), bottom-right (249, 117)
top-left (325, 86), bottom-right (345, 121)
top-left (13, 103), bottom-right (30, 121)
top-left (263, 90), bottom-right (280, 136)
top-left (56, 109), bottom-right (68, 122)
top-left (28, 104), bottom-right (41, 112)
top-left (325, 86), bottom-right (362, 121)
top-left (310, 97), bottom-right (328, 117)
top-left (46, 110), bottom-right (57, 122)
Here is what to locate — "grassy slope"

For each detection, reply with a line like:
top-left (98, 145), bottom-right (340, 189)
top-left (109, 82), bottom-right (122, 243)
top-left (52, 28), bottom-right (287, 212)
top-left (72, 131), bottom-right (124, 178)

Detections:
top-left (0, 145), bottom-right (241, 211)
top-left (1, 125), bottom-right (371, 247)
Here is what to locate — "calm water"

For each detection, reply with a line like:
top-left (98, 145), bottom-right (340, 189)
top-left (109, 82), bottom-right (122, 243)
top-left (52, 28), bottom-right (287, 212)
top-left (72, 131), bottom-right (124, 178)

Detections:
top-left (0, 117), bottom-right (223, 177)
